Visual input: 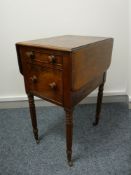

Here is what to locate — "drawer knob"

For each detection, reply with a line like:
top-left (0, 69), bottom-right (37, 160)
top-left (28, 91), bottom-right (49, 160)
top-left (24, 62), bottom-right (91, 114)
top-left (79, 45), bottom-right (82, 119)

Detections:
top-left (49, 82), bottom-right (56, 89)
top-left (48, 55), bottom-right (56, 64)
top-left (30, 75), bottom-right (37, 83)
top-left (26, 51), bottom-right (35, 60)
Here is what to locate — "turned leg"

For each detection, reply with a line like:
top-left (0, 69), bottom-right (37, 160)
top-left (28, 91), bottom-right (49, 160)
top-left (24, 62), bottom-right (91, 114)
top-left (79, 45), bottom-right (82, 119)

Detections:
top-left (93, 72), bottom-right (106, 126)
top-left (65, 109), bottom-right (73, 166)
top-left (27, 93), bottom-right (39, 144)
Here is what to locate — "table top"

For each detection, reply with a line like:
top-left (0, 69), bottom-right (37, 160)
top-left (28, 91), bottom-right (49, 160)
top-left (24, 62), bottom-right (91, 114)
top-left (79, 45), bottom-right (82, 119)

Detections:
top-left (17, 35), bottom-right (109, 51)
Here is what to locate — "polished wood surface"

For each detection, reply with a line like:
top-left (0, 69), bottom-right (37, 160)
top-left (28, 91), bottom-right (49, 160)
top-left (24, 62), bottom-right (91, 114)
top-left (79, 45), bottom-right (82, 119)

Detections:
top-left (16, 35), bottom-right (113, 166)
top-left (72, 39), bottom-right (113, 90)
top-left (17, 35), bottom-right (108, 51)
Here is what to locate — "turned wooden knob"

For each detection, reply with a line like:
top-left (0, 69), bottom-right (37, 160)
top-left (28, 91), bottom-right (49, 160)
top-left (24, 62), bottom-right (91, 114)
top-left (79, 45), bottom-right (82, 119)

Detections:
top-left (30, 75), bottom-right (37, 83)
top-left (49, 82), bottom-right (56, 89)
top-left (26, 51), bottom-right (35, 60)
top-left (48, 55), bottom-right (56, 64)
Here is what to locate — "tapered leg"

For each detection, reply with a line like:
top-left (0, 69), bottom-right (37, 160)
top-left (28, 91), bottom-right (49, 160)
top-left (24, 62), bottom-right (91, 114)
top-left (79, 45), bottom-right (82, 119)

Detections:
top-left (27, 93), bottom-right (39, 144)
top-left (93, 72), bottom-right (106, 126)
top-left (65, 109), bottom-right (73, 166)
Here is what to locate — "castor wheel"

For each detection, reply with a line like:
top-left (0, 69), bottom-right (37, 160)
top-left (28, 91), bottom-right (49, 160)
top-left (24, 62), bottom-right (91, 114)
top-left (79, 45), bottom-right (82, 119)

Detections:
top-left (36, 139), bottom-right (40, 144)
top-left (93, 121), bottom-right (99, 126)
top-left (68, 160), bottom-right (73, 167)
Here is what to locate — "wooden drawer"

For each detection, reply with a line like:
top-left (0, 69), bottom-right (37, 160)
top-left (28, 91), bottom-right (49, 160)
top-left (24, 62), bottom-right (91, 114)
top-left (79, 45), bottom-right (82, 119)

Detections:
top-left (20, 47), bottom-right (63, 68)
top-left (24, 64), bottom-right (63, 104)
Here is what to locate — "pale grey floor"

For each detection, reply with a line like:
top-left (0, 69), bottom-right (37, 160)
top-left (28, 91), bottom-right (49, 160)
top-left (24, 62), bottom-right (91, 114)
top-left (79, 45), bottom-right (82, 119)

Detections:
top-left (0, 103), bottom-right (131, 175)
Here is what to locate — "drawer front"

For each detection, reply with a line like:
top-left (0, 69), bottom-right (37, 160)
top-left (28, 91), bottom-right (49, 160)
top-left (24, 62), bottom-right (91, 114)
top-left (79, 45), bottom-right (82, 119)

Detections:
top-left (24, 64), bottom-right (63, 104)
top-left (20, 47), bottom-right (63, 67)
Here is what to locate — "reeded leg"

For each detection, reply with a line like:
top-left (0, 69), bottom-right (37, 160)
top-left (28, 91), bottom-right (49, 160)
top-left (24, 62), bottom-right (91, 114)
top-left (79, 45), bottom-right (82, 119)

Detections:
top-left (93, 72), bottom-right (106, 126)
top-left (27, 93), bottom-right (39, 144)
top-left (65, 109), bottom-right (73, 166)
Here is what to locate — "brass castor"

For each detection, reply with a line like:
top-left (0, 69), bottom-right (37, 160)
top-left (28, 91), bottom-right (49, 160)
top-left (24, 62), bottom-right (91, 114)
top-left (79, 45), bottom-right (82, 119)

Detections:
top-left (36, 139), bottom-right (40, 144)
top-left (93, 121), bottom-right (99, 126)
top-left (68, 160), bottom-right (73, 167)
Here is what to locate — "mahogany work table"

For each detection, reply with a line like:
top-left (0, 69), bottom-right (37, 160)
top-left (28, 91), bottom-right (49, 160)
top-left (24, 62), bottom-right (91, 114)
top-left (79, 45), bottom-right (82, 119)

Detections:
top-left (16, 35), bottom-right (113, 166)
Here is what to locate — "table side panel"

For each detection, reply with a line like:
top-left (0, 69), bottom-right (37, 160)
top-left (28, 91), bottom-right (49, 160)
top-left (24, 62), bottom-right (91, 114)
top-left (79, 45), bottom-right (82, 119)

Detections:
top-left (71, 74), bottom-right (103, 106)
top-left (71, 39), bottom-right (113, 91)
top-left (63, 53), bottom-right (73, 109)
